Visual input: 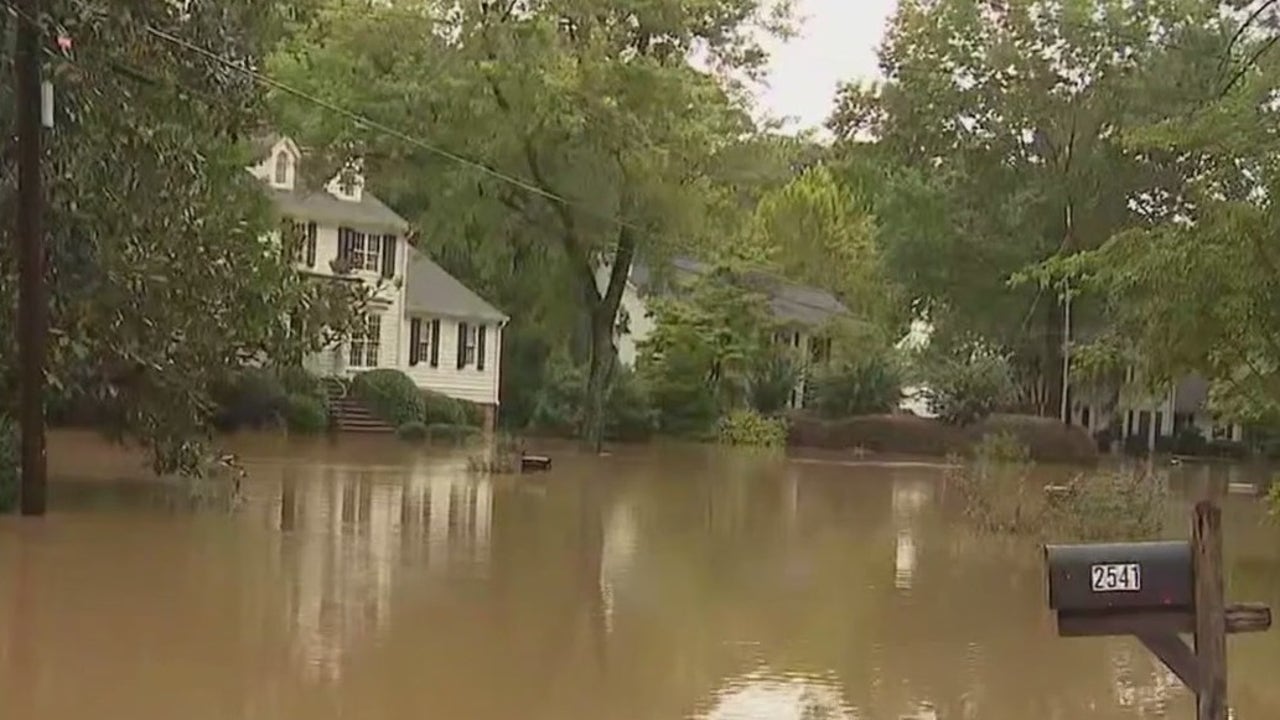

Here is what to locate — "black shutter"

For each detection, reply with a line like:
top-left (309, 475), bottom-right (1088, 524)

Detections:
top-left (477, 325), bottom-right (487, 371)
top-left (430, 319), bottom-right (440, 367)
top-left (409, 318), bottom-right (421, 366)
top-left (337, 228), bottom-right (350, 261)
top-left (305, 222), bottom-right (317, 267)
top-left (456, 322), bottom-right (468, 369)
top-left (381, 235), bottom-right (396, 278)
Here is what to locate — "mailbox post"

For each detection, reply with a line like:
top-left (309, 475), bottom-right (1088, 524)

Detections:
top-left (1044, 501), bottom-right (1271, 720)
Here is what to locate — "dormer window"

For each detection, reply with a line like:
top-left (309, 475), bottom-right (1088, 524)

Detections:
top-left (338, 174), bottom-right (357, 197)
top-left (272, 151), bottom-right (293, 189)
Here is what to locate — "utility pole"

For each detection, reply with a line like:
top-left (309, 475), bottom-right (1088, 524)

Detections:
top-left (15, 0), bottom-right (47, 516)
top-left (1059, 201), bottom-right (1073, 426)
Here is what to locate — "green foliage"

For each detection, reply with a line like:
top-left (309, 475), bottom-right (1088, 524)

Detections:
top-left (396, 421), bottom-right (429, 442)
top-left (422, 390), bottom-right (468, 427)
top-left (747, 164), bottom-right (899, 327)
top-left (351, 370), bottom-right (426, 428)
top-left (717, 409), bottom-right (789, 448)
top-left (747, 349), bottom-right (800, 416)
top-left (951, 433), bottom-right (1166, 541)
top-left (277, 365), bottom-right (327, 401)
top-left (638, 266), bottom-right (775, 434)
top-left (0, 4), bottom-right (367, 475)
top-left (212, 368), bottom-right (288, 431)
top-left (605, 367), bottom-right (658, 441)
top-left (283, 393), bottom-right (329, 435)
top-left (0, 415), bottom-right (15, 513)
top-left (530, 355), bottom-right (587, 436)
top-left (921, 347), bottom-right (1014, 426)
top-left (268, 0), bottom-right (791, 449)
top-left (809, 351), bottom-right (902, 419)
top-left (531, 356), bottom-right (657, 440)
top-left (429, 424), bottom-right (482, 444)
top-left (828, 0), bottom-right (1232, 415)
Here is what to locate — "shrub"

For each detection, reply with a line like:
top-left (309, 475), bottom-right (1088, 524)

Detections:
top-left (277, 365), bottom-right (326, 401)
top-left (809, 353), bottom-right (902, 419)
top-left (283, 393), bottom-right (329, 434)
top-left (397, 421), bottom-right (429, 441)
top-left (643, 351), bottom-right (720, 439)
top-left (0, 416), bottom-right (15, 513)
top-left (351, 369), bottom-right (426, 427)
top-left (921, 352), bottom-right (1013, 426)
top-left (605, 366), bottom-right (658, 441)
top-left (429, 423), bottom-right (482, 443)
top-left (211, 367), bottom-right (287, 430)
top-left (718, 409), bottom-right (789, 448)
top-left (459, 400), bottom-right (486, 428)
top-left (422, 390), bottom-right (468, 426)
top-left (748, 350), bottom-right (800, 416)
top-left (530, 355), bottom-right (585, 435)
top-left (949, 433), bottom-right (1166, 541)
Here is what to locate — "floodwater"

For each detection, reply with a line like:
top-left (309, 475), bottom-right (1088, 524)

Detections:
top-left (3, 433), bottom-right (1280, 719)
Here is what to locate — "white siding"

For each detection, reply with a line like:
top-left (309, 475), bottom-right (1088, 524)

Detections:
top-left (616, 283), bottom-right (654, 368)
top-left (400, 316), bottom-right (502, 406)
top-left (296, 222), bottom-right (409, 377)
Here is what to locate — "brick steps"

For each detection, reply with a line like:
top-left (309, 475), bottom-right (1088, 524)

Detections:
top-left (325, 381), bottom-right (394, 433)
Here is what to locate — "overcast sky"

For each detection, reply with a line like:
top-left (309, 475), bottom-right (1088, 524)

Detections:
top-left (754, 0), bottom-right (899, 133)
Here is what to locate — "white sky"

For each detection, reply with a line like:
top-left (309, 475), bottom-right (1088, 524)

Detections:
top-left (753, 0), bottom-right (900, 133)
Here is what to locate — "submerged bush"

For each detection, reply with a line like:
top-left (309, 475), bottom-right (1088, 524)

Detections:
top-left (0, 416), bottom-right (16, 513)
top-left (949, 433), bottom-right (1166, 541)
top-left (922, 352), bottom-right (1013, 426)
top-left (212, 367), bottom-right (287, 430)
top-left (718, 409), bottom-right (789, 448)
top-left (351, 369), bottom-right (426, 427)
top-left (809, 353), bottom-right (902, 419)
top-left (429, 423), bottom-right (481, 443)
top-left (423, 389), bottom-right (468, 426)
top-left (283, 393), bottom-right (328, 434)
top-left (397, 421), bottom-right (429, 442)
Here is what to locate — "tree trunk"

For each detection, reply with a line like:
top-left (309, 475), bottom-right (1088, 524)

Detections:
top-left (582, 312), bottom-right (617, 453)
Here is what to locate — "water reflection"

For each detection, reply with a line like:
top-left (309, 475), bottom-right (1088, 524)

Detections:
top-left (2, 435), bottom-right (1280, 719)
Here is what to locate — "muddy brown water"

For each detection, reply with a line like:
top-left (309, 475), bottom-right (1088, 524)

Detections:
top-left (3, 432), bottom-right (1280, 719)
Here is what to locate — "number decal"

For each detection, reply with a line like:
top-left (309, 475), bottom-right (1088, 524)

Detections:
top-left (1089, 563), bottom-right (1141, 592)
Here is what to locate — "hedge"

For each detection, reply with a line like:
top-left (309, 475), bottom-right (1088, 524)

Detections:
top-left (0, 416), bottom-right (16, 513)
top-left (284, 393), bottom-right (329, 434)
top-left (351, 370), bottom-right (427, 428)
top-left (789, 412), bottom-right (1098, 464)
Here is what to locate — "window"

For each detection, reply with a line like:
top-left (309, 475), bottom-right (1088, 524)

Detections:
top-left (340, 229), bottom-right (380, 272)
top-left (273, 152), bottom-right (290, 186)
top-left (409, 317), bottom-right (439, 368)
top-left (456, 322), bottom-right (480, 369)
top-left (338, 174), bottom-right (357, 197)
top-left (348, 315), bottom-right (381, 368)
top-left (464, 325), bottom-right (478, 366)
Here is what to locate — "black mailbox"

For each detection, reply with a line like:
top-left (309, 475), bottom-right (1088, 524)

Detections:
top-left (1046, 540), bottom-right (1193, 612)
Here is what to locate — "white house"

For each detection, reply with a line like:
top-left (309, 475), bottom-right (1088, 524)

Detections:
top-left (249, 135), bottom-right (508, 426)
top-left (1069, 371), bottom-right (1245, 451)
top-left (602, 256), bottom-right (848, 409)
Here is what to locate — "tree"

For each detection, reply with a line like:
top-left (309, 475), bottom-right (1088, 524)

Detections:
top-left (828, 0), bottom-right (1223, 416)
top-left (746, 164), bottom-right (899, 328)
top-left (269, 0), bottom-right (791, 449)
top-left (0, 2), bottom-right (364, 474)
top-left (1028, 6), bottom-right (1280, 426)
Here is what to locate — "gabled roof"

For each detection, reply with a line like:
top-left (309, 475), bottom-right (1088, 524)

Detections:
top-left (629, 256), bottom-right (850, 328)
top-left (251, 133), bottom-right (409, 233)
top-left (405, 248), bottom-right (507, 323)
top-left (266, 185), bottom-right (408, 234)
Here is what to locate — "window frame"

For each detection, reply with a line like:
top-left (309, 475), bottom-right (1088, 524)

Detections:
top-left (273, 152), bottom-right (290, 186)
top-left (348, 314), bottom-right (381, 369)
top-left (463, 325), bottom-right (478, 366)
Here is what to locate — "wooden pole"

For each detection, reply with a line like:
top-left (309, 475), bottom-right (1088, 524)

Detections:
top-left (15, 0), bottom-right (48, 516)
top-left (1193, 498), bottom-right (1227, 720)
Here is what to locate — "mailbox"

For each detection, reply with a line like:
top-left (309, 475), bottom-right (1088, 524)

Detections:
top-left (1046, 540), bottom-right (1193, 612)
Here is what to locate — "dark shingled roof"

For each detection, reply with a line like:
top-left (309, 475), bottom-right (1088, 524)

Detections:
top-left (630, 256), bottom-right (850, 328)
top-left (405, 248), bottom-right (507, 322)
